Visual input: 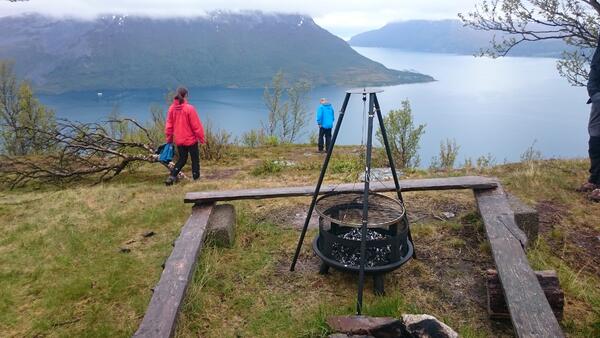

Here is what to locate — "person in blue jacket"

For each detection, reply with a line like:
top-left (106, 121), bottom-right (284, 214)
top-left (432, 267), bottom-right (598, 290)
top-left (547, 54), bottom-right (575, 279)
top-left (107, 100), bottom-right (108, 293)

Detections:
top-left (316, 98), bottom-right (335, 153)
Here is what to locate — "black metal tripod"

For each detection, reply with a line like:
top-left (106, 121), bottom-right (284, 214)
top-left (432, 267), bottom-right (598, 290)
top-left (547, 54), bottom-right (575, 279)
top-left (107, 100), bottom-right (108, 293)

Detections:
top-left (290, 88), bottom-right (415, 315)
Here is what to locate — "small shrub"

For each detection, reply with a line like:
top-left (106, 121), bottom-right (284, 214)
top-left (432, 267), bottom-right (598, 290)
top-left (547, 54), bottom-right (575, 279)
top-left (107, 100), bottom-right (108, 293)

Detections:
top-left (376, 100), bottom-right (425, 169)
top-left (252, 159), bottom-right (284, 176)
top-left (308, 131), bottom-right (318, 147)
top-left (264, 135), bottom-right (279, 147)
top-left (241, 129), bottom-right (265, 148)
top-left (201, 120), bottom-right (232, 161)
top-left (521, 140), bottom-right (543, 163)
top-left (462, 157), bottom-right (473, 170)
top-left (476, 153), bottom-right (496, 170)
top-left (439, 138), bottom-right (460, 170)
top-left (330, 156), bottom-right (361, 174)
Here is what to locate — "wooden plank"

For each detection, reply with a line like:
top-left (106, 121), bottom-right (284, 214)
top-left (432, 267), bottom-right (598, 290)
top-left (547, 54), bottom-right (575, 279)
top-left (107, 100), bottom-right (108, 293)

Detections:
top-left (133, 203), bottom-right (214, 338)
top-left (475, 187), bottom-right (564, 338)
top-left (185, 176), bottom-right (498, 203)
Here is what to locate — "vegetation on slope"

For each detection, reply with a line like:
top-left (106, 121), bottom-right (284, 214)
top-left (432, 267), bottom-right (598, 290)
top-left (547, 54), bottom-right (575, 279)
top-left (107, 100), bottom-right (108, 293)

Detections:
top-left (0, 144), bottom-right (598, 337)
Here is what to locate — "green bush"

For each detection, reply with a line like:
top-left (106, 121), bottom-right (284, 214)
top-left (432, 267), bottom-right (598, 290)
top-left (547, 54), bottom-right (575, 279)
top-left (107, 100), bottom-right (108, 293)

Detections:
top-left (330, 156), bottom-right (361, 174)
top-left (251, 159), bottom-right (284, 176)
top-left (264, 135), bottom-right (279, 147)
top-left (241, 129), bottom-right (265, 148)
top-left (376, 100), bottom-right (425, 169)
top-left (430, 138), bottom-right (460, 171)
top-left (201, 120), bottom-right (232, 162)
top-left (476, 153), bottom-right (496, 170)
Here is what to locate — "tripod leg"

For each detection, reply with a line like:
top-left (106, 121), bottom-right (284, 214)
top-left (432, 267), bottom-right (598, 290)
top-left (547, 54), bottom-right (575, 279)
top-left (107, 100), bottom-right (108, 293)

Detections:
top-left (290, 93), bottom-right (351, 271)
top-left (374, 94), bottom-right (416, 259)
top-left (357, 93), bottom-right (376, 315)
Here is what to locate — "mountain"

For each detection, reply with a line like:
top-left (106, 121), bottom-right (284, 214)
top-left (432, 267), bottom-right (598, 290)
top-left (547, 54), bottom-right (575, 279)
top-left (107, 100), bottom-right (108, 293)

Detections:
top-left (0, 13), bottom-right (434, 93)
top-left (349, 20), bottom-right (569, 57)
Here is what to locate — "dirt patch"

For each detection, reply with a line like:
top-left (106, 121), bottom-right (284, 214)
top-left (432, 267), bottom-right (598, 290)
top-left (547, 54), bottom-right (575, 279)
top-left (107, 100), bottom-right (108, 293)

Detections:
top-left (536, 200), bottom-right (567, 234)
top-left (254, 203), bottom-right (320, 230)
top-left (202, 168), bottom-right (240, 180)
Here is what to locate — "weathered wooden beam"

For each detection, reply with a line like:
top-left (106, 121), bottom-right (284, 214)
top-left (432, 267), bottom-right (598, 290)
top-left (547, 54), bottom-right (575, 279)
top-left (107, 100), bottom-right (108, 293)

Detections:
top-left (486, 269), bottom-right (564, 321)
top-left (475, 187), bottom-right (563, 338)
top-left (133, 203), bottom-right (214, 338)
top-left (184, 176), bottom-right (498, 203)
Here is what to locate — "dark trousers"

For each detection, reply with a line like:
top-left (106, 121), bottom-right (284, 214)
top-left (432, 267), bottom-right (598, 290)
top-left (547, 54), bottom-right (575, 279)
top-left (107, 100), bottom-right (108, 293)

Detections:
top-left (589, 136), bottom-right (600, 184)
top-left (171, 143), bottom-right (200, 180)
top-left (318, 127), bottom-right (332, 152)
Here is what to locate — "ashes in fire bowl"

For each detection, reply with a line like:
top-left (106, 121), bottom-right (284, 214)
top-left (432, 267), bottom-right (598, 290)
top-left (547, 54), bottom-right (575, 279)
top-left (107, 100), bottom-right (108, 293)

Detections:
top-left (312, 192), bottom-right (413, 294)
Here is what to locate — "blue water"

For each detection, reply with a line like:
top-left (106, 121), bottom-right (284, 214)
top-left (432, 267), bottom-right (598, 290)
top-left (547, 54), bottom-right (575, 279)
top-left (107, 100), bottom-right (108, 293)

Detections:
top-left (38, 47), bottom-right (590, 165)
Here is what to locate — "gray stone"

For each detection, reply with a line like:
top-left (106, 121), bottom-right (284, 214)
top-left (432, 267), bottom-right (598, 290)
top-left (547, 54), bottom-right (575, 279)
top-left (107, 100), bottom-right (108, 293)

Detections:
top-left (506, 193), bottom-right (539, 242)
top-left (327, 315), bottom-right (410, 337)
top-left (358, 168), bottom-right (402, 183)
top-left (402, 314), bottom-right (458, 338)
top-left (441, 212), bottom-right (456, 219)
top-left (205, 204), bottom-right (236, 248)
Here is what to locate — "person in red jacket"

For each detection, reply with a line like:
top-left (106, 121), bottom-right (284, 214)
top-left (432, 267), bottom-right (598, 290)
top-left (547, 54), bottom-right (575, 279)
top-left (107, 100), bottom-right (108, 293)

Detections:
top-left (164, 87), bottom-right (205, 185)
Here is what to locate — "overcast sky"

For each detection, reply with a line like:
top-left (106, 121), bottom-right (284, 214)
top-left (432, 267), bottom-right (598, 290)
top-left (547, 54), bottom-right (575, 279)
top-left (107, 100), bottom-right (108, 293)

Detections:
top-left (0, 0), bottom-right (478, 38)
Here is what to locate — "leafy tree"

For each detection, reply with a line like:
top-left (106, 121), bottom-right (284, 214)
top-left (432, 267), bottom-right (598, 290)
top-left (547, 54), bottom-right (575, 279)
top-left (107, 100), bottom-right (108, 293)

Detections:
top-left (263, 71), bottom-right (286, 138)
top-left (460, 0), bottom-right (600, 86)
top-left (0, 61), bottom-right (56, 155)
top-left (262, 71), bottom-right (312, 143)
top-left (376, 100), bottom-right (425, 169)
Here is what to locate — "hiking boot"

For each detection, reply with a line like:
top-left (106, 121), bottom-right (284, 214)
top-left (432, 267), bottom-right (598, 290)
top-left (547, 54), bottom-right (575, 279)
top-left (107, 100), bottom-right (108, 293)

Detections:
top-left (165, 176), bottom-right (176, 186)
top-left (577, 182), bottom-right (598, 192)
top-left (589, 189), bottom-right (600, 202)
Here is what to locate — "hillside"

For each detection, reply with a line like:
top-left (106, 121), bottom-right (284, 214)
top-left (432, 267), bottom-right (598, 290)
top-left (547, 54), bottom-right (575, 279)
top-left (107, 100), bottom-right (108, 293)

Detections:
top-left (0, 144), bottom-right (598, 337)
top-left (0, 13), bottom-right (434, 93)
top-left (349, 19), bottom-right (570, 57)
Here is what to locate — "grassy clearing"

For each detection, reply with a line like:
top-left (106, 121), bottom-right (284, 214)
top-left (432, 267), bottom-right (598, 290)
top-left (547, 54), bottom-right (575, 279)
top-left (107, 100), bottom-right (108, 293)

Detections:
top-left (1, 145), bottom-right (599, 337)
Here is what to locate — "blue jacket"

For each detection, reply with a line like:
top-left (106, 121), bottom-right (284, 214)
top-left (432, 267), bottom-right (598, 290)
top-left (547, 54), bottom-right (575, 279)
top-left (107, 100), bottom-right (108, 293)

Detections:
top-left (316, 103), bottom-right (335, 129)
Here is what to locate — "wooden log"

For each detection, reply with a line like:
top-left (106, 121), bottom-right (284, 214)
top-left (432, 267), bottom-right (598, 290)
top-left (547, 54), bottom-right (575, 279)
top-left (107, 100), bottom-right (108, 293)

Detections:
top-left (133, 203), bottom-right (214, 338)
top-left (184, 176), bottom-right (498, 203)
top-left (486, 269), bottom-right (564, 321)
top-left (475, 187), bottom-right (563, 338)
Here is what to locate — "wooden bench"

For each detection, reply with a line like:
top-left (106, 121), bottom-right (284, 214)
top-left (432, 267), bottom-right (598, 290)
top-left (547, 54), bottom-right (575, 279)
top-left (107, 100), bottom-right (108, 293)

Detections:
top-left (134, 176), bottom-right (563, 338)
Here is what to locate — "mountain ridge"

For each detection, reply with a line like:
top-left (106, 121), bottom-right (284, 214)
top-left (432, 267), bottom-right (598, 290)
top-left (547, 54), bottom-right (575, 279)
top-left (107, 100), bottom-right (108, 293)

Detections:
top-left (0, 13), bottom-right (434, 93)
top-left (349, 19), bottom-right (570, 57)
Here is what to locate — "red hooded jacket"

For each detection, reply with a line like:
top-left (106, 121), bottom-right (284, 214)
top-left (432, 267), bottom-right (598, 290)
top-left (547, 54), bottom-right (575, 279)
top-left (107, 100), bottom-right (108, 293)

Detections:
top-left (165, 100), bottom-right (205, 146)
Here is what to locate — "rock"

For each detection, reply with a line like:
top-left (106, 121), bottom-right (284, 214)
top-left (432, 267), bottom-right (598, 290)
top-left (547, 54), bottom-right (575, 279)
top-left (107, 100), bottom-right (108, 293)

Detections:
top-left (358, 168), bottom-right (402, 183)
top-left (327, 315), bottom-right (411, 337)
top-left (206, 204), bottom-right (236, 247)
top-left (401, 314), bottom-right (458, 338)
top-left (142, 231), bottom-right (156, 238)
top-left (441, 212), bottom-right (455, 219)
top-left (273, 160), bottom-right (296, 167)
top-left (119, 247), bottom-right (131, 253)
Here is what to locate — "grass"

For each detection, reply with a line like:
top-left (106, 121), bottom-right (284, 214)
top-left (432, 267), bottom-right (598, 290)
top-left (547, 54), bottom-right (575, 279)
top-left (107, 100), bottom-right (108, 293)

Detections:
top-left (1, 145), bottom-right (599, 337)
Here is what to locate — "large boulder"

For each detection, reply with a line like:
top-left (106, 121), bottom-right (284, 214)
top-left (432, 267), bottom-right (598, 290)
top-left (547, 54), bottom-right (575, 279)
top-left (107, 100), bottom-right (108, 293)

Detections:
top-left (402, 314), bottom-right (458, 338)
top-left (327, 314), bottom-right (458, 338)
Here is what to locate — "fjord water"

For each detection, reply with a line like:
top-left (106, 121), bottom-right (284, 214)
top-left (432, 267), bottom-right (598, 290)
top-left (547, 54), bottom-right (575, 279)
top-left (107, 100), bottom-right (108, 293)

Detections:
top-left (39, 47), bottom-right (589, 165)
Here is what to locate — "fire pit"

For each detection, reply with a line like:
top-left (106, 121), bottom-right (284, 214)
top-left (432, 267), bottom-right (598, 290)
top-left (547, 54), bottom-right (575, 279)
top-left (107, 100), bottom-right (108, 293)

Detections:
top-left (312, 192), bottom-right (413, 294)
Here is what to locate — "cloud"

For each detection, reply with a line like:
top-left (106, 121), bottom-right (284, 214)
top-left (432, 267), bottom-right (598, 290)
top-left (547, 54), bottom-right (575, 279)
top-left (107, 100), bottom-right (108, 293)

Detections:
top-left (0, 0), bottom-right (478, 37)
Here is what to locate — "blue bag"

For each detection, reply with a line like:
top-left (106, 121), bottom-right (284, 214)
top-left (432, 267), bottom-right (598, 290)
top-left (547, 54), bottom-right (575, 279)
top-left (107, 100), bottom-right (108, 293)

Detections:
top-left (159, 143), bottom-right (174, 163)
